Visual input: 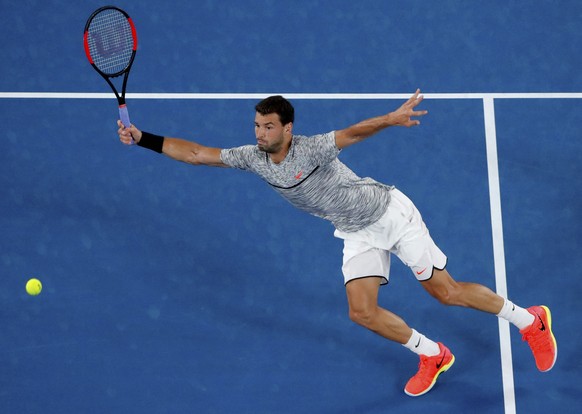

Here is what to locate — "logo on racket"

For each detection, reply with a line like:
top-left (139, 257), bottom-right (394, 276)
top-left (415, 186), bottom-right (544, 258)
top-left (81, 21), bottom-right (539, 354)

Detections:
top-left (92, 28), bottom-right (131, 58)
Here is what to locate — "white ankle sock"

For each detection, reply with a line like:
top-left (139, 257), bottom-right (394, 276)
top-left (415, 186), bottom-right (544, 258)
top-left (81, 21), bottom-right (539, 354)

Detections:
top-left (497, 299), bottom-right (535, 330)
top-left (403, 329), bottom-right (440, 356)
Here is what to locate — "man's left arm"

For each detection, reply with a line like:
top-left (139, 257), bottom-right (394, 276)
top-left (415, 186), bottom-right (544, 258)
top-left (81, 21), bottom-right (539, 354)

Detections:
top-left (334, 89), bottom-right (427, 150)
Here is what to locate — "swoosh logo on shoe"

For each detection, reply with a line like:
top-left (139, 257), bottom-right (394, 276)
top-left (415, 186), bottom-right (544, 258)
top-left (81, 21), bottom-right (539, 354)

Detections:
top-left (537, 314), bottom-right (546, 332)
top-left (436, 350), bottom-right (447, 369)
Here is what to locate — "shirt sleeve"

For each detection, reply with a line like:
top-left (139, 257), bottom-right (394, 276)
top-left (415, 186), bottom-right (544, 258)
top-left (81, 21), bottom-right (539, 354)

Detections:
top-left (301, 131), bottom-right (341, 165)
top-left (220, 145), bottom-right (257, 170)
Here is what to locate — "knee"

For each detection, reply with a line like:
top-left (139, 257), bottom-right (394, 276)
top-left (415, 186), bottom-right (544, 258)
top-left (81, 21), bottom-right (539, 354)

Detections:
top-left (349, 305), bottom-right (378, 328)
top-left (429, 285), bottom-right (463, 306)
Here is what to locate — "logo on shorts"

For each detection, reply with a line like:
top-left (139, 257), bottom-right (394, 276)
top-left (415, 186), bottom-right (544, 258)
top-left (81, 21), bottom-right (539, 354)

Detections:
top-left (416, 268), bottom-right (427, 276)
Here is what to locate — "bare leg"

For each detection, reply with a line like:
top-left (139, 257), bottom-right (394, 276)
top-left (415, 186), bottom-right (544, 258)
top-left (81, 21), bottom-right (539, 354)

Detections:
top-left (346, 276), bottom-right (412, 344)
top-left (421, 268), bottom-right (504, 314)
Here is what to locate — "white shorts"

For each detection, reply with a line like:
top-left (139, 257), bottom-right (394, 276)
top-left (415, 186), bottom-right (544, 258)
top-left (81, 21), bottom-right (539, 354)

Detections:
top-left (334, 188), bottom-right (447, 285)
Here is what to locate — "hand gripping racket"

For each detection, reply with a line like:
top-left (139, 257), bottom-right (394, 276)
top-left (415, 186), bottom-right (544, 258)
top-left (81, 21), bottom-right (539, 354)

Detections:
top-left (83, 6), bottom-right (138, 128)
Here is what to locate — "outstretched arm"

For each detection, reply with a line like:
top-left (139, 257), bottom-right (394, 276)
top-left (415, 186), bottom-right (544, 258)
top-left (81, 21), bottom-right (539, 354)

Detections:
top-left (117, 121), bottom-right (227, 167)
top-left (334, 89), bottom-right (427, 149)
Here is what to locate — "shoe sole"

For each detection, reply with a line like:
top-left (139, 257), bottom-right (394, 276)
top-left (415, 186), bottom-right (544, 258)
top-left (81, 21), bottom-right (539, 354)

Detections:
top-left (404, 354), bottom-right (455, 397)
top-left (540, 305), bottom-right (558, 372)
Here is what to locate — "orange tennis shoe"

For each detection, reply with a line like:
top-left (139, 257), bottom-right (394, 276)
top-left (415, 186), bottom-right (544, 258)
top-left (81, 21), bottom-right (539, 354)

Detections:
top-left (404, 342), bottom-right (455, 397)
top-left (520, 305), bottom-right (557, 372)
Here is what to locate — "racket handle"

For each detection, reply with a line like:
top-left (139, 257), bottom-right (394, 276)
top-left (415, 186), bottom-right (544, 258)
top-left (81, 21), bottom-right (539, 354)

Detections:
top-left (119, 104), bottom-right (131, 128)
top-left (118, 105), bottom-right (134, 144)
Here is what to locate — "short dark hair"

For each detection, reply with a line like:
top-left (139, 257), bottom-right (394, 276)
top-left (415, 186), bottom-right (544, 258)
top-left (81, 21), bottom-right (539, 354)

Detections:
top-left (255, 95), bottom-right (294, 126)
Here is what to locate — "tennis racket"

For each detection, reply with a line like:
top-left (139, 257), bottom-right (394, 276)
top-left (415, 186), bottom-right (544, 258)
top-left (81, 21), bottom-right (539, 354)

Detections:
top-left (83, 6), bottom-right (138, 128)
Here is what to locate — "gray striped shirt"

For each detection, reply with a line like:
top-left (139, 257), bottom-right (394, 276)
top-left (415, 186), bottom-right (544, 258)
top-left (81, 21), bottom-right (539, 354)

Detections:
top-left (220, 132), bottom-right (392, 232)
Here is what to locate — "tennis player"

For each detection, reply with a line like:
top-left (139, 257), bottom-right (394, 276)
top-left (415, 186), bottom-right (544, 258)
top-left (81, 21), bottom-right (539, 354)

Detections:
top-left (117, 90), bottom-right (557, 397)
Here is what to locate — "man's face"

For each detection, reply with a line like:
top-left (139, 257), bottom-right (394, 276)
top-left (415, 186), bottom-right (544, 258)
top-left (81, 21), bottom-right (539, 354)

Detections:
top-left (254, 112), bottom-right (289, 154)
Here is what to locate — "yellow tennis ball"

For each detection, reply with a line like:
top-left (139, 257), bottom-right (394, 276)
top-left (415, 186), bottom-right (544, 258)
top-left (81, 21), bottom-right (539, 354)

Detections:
top-left (26, 278), bottom-right (42, 296)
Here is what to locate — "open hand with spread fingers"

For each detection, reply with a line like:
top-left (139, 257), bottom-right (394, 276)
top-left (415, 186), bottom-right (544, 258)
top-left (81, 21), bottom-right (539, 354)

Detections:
top-left (390, 89), bottom-right (428, 127)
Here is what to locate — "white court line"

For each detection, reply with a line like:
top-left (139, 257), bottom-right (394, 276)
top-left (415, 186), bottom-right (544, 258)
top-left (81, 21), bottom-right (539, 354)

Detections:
top-left (0, 92), bottom-right (581, 99)
top-left (483, 97), bottom-right (516, 414)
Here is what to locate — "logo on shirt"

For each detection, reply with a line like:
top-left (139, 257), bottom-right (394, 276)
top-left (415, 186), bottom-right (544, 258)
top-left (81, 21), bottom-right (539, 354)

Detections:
top-left (295, 170), bottom-right (303, 180)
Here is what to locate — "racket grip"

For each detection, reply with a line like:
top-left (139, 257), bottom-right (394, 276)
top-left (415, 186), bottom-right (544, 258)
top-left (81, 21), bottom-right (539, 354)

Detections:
top-left (119, 104), bottom-right (131, 128)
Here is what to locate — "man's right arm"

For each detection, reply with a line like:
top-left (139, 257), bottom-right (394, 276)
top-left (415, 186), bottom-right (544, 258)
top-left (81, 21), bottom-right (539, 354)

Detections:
top-left (118, 121), bottom-right (227, 167)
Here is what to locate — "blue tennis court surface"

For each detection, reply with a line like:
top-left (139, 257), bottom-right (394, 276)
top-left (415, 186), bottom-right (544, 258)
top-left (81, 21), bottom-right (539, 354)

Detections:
top-left (1, 1), bottom-right (581, 413)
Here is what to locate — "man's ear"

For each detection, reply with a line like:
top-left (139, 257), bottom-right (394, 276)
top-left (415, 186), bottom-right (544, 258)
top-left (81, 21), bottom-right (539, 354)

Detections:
top-left (285, 122), bottom-right (293, 133)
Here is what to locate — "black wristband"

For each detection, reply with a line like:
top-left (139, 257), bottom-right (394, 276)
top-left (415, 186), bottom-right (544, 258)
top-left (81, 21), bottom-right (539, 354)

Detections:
top-left (137, 131), bottom-right (164, 153)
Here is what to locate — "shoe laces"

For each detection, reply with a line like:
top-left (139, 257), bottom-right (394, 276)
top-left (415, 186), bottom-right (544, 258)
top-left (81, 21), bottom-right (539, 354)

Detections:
top-left (414, 355), bottom-right (433, 379)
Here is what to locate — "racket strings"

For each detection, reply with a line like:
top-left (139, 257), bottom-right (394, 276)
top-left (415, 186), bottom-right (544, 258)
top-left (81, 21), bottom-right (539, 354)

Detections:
top-left (87, 9), bottom-right (134, 76)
